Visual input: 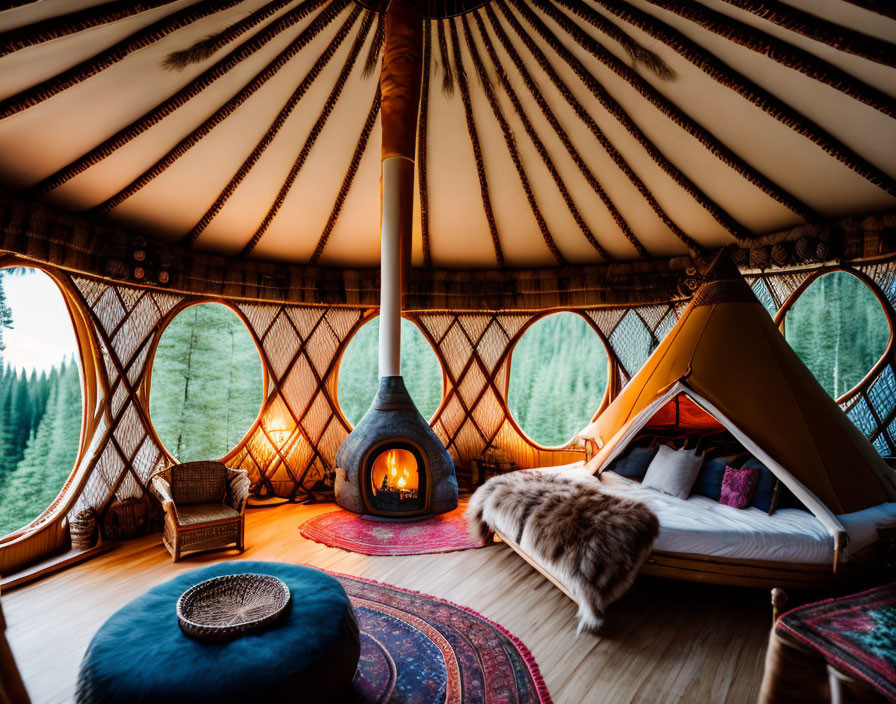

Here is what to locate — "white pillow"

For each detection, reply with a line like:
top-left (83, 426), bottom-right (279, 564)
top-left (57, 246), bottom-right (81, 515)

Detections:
top-left (641, 445), bottom-right (704, 499)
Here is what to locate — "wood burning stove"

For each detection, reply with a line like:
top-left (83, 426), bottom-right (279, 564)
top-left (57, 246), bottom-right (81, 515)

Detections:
top-left (335, 376), bottom-right (457, 518)
top-left (335, 1), bottom-right (457, 518)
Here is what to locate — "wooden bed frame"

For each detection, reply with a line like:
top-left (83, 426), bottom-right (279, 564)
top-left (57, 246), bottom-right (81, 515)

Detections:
top-left (492, 528), bottom-right (882, 592)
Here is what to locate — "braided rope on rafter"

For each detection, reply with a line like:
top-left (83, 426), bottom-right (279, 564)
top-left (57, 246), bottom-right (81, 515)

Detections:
top-left (638, 0), bottom-right (896, 120)
top-left (574, 0), bottom-right (896, 201)
top-left (719, 0), bottom-right (896, 69)
top-left (491, 3), bottom-right (749, 244)
top-left (456, 17), bottom-right (566, 264)
top-left (162, 0), bottom-right (301, 70)
top-left (181, 8), bottom-right (374, 247)
top-left (90, 4), bottom-right (360, 218)
top-left (0, 0), bottom-right (249, 118)
top-left (436, 20), bottom-right (454, 94)
top-left (523, 0), bottom-right (822, 220)
top-left (308, 88), bottom-right (382, 263)
top-left (444, 20), bottom-right (504, 267)
top-left (474, 9), bottom-right (650, 258)
top-left (418, 23), bottom-right (434, 267)
top-left (0, 0), bottom-right (182, 56)
top-left (362, 10), bottom-right (386, 77)
top-left (238, 15), bottom-right (378, 256)
top-left (465, 14), bottom-right (614, 260)
top-left (26, 0), bottom-right (339, 198)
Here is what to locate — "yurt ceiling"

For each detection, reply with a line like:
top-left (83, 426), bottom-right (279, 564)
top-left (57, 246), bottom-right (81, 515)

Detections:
top-left (0, 0), bottom-right (894, 269)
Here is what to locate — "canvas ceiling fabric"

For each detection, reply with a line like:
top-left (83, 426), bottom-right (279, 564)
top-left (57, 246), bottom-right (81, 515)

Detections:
top-left (0, 1), bottom-right (894, 267)
top-left (582, 266), bottom-right (896, 516)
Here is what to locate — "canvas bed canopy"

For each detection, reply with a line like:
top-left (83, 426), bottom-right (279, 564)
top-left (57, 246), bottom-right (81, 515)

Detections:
top-left (578, 253), bottom-right (896, 567)
top-left (1, 0), bottom-right (896, 578)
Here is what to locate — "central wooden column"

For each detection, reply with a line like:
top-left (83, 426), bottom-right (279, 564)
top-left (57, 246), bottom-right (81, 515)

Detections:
top-left (378, 0), bottom-right (423, 378)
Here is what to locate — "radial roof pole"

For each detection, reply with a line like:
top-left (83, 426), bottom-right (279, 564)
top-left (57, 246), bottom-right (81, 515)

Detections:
top-left (378, 0), bottom-right (423, 379)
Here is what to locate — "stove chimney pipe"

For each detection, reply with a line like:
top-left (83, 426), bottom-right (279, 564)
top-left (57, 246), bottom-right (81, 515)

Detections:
top-left (378, 0), bottom-right (423, 378)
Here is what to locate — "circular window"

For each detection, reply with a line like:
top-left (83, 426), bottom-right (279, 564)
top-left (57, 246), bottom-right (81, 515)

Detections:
top-left (337, 317), bottom-right (442, 426)
top-left (0, 267), bottom-right (82, 536)
top-left (784, 271), bottom-right (890, 398)
top-left (150, 303), bottom-right (264, 462)
top-left (508, 312), bottom-right (608, 447)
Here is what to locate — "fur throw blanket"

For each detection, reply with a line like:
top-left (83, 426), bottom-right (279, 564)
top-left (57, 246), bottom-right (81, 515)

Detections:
top-left (467, 469), bottom-right (659, 632)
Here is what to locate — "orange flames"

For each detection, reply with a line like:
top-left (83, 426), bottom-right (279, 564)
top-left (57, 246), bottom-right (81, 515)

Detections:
top-left (371, 448), bottom-right (418, 495)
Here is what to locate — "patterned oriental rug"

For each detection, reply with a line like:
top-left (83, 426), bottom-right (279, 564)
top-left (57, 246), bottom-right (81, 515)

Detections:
top-left (776, 582), bottom-right (896, 700)
top-left (300, 507), bottom-right (487, 556)
top-left (336, 573), bottom-right (551, 704)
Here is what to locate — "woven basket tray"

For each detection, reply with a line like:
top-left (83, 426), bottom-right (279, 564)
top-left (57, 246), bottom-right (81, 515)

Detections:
top-left (176, 574), bottom-right (291, 642)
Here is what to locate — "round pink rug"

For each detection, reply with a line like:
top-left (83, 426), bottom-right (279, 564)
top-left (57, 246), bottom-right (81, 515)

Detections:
top-left (299, 506), bottom-right (488, 556)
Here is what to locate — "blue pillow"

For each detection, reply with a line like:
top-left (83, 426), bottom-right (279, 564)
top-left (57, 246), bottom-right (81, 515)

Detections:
top-left (742, 457), bottom-right (777, 512)
top-left (605, 445), bottom-right (656, 480)
top-left (692, 455), bottom-right (739, 500)
top-left (774, 481), bottom-right (806, 512)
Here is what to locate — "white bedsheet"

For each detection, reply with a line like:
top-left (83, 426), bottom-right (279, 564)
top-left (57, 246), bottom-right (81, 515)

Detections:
top-left (534, 462), bottom-right (896, 565)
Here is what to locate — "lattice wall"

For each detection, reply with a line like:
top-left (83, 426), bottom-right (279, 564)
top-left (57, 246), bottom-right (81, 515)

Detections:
top-left (749, 265), bottom-right (896, 457)
top-left (412, 303), bottom-right (683, 484)
top-left (225, 304), bottom-right (365, 500)
top-left (48, 270), bottom-right (691, 528)
top-left (10, 260), bottom-right (896, 567)
top-left (67, 277), bottom-right (184, 520)
top-left (841, 263), bottom-right (896, 456)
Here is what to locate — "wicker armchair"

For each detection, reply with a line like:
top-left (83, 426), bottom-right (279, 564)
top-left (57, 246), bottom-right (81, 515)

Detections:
top-left (150, 461), bottom-right (250, 562)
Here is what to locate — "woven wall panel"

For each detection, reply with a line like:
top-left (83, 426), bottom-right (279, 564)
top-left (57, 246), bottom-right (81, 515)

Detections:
top-left (62, 277), bottom-right (187, 525)
top-left (38, 260), bottom-right (896, 531)
top-left (610, 311), bottom-right (653, 377)
top-left (411, 308), bottom-right (680, 478)
top-left (226, 303), bottom-right (364, 500)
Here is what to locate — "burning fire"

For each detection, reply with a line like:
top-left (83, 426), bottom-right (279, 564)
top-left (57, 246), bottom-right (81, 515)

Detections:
top-left (371, 447), bottom-right (418, 497)
top-left (387, 450), bottom-right (410, 489)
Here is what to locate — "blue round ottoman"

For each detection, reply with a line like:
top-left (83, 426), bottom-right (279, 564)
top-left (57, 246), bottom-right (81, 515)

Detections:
top-left (76, 561), bottom-right (360, 703)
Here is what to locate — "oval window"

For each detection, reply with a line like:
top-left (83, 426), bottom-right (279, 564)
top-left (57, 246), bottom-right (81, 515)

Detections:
top-left (337, 317), bottom-right (442, 426)
top-left (508, 312), bottom-right (608, 447)
top-left (784, 271), bottom-right (890, 398)
top-left (150, 303), bottom-right (263, 462)
top-left (0, 267), bottom-right (82, 536)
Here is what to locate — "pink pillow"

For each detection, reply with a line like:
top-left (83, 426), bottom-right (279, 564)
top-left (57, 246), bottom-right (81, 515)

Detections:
top-left (719, 466), bottom-right (760, 509)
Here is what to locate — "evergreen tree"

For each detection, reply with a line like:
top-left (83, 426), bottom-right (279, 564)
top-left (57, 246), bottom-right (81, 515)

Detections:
top-left (507, 313), bottom-right (608, 447)
top-left (149, 304), bottom-right (263, 462)
top-left (337, 318), bottom-right (441, 426)
top-left (0, 271), bottom-right (14, 355)
top-left (0, 361), bottom-right (82, 536)
top-left (0, 366), bottom-right (12, 482)
top-left (785, 272), bottom-right (889, 398)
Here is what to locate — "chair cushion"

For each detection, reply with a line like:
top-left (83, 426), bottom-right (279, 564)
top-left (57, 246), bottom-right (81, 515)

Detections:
top-left (174, 504), bottom-right (240, 527)
top-left (641, 445), bottom-right (704, 499)
top-left (171, 462), bottom-right (227, 505)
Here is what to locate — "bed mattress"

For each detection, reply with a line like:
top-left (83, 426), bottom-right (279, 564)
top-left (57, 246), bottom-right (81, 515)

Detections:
top-left (536, 463), bottom-right (896, 565)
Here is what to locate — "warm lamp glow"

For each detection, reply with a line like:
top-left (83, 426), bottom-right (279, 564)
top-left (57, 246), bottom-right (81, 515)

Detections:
top-left (268, 428), bottom-right (293, 447)
top-left (370, 448), bottom-right (418, 496)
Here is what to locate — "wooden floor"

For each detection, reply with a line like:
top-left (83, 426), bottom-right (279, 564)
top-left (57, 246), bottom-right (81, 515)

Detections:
top-left (4, 502), bottom-right (772, 704)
